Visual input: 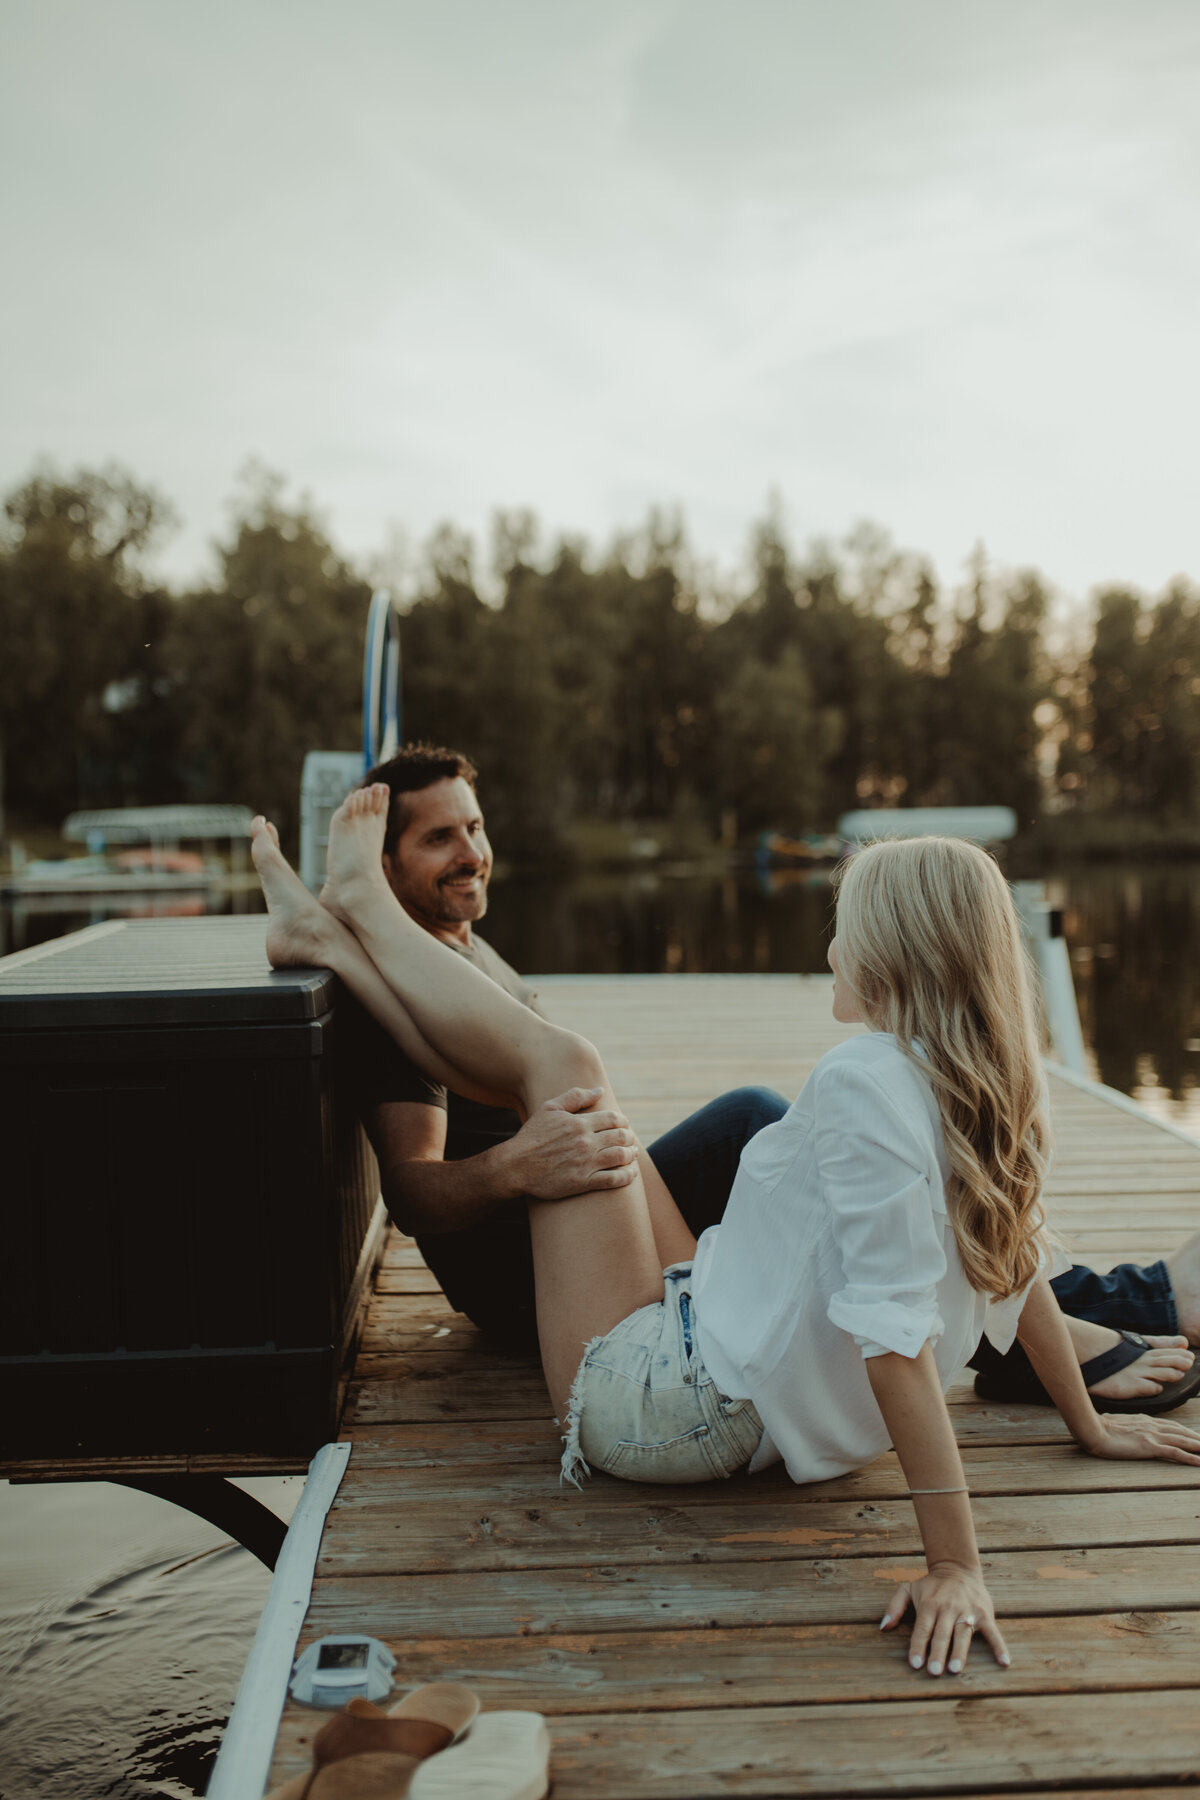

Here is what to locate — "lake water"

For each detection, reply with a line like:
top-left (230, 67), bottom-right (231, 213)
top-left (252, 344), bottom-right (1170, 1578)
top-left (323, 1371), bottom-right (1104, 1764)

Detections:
top-left (3, 860), bottom-right (1199, 1796)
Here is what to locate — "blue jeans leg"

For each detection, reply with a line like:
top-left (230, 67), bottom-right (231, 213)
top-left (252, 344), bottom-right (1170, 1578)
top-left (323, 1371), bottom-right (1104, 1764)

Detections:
top-left (1046, 1261), bottom-right (1180, 1334)
top-left (647, 1085), bottom-right (789, 1239)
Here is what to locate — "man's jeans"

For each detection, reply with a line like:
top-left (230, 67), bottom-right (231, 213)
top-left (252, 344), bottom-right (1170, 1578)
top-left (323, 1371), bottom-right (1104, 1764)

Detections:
top-left (417, 1086), bottom-right (790, 1353)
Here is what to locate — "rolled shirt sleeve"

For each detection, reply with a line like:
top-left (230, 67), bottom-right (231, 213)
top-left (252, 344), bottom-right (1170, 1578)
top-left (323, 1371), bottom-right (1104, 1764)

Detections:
top-left (816, 1061), bottom-right (948, 1359)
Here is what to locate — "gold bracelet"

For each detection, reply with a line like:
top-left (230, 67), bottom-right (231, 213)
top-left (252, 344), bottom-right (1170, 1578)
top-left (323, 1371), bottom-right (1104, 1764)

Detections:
top-left (907, 1485), bottom-right (969, 1495)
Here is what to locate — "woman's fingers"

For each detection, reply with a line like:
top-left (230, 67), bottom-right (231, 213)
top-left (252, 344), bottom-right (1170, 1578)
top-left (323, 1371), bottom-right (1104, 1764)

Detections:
top-left (1089, 1417), bottom-right (1200, 1464)
top-left (879, 1583), bottom-right (911, 1632)
top-left (1126, 1420), bottom-right (1200, 1464)
top-left (923, 1604), bottom-right (957, 1676)
top-left (908, 1600), bottom-right (938, 1670)
top-left (946, 1614), bottom-right (975, 1675)
top-left (978, 1613), bottom-right (1011, 1667)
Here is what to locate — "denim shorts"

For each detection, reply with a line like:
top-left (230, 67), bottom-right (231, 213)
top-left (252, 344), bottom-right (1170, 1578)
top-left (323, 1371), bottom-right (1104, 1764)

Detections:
top-left (561, 1263), bottom-right (764, 1486)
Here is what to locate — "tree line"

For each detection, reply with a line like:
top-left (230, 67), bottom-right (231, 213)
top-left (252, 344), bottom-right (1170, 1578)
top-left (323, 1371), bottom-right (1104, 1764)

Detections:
top-left (2, 462), bottom-right (1198, 860)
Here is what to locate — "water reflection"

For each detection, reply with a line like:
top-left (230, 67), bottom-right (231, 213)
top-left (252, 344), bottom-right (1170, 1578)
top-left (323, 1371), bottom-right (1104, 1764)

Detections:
top-left (483, 866), bottom-right (837, 979)
top-left (0, 1477), bottom-right (297, 1800)
top-left (1051, 866), bottom-right (1200, 1124)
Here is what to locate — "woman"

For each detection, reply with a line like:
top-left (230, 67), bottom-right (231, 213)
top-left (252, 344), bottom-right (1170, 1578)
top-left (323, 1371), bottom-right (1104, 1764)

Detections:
top-left (251, 790), bottom-right (1200, 1679)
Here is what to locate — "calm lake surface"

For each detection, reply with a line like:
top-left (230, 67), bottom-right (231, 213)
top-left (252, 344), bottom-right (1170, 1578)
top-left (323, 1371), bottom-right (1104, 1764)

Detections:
top-left (3, 859), bottom-right (1200, 1796)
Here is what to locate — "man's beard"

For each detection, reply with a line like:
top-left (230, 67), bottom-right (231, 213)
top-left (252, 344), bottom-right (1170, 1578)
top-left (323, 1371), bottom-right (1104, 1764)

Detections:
top-left (433, 870), bottom-right (489, 922)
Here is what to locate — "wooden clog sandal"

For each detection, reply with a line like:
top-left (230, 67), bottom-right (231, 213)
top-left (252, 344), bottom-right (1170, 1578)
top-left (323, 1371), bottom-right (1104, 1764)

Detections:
top-left (265, 1684), bottom-right (481, 1800)
top-left (409, 1711), bottom-right (552, 1800)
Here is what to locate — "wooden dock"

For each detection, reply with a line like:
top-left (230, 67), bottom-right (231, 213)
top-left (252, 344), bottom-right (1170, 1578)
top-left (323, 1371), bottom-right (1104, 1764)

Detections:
top-left (264, 975), bottom-right (1200, 1798)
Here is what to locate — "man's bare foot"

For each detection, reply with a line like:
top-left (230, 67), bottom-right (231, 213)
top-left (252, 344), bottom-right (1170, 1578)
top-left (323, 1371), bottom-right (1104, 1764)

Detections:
top-left (1164, 1230), bottom-right (1200, 1345)
top-left (1066, 1314), bottom-right (1194, 1400)
top-left (251, 815), bottom-right (338, 970)
top-left (319, 783), bottom-right (392, 923)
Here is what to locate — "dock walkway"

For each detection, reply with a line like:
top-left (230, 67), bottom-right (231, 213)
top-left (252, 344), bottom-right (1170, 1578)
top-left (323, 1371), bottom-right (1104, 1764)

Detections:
top-left (264, 975), bottom-right (1200, 1798)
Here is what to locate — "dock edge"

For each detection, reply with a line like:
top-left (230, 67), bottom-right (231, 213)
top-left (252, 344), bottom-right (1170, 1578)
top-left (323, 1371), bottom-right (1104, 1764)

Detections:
top-left (206, 1441), bottom-right (351, 1800)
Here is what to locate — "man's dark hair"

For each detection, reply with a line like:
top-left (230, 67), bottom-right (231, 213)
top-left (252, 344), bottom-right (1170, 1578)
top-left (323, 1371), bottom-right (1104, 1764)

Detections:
top-left (361, 743), bottom-right (479, 856)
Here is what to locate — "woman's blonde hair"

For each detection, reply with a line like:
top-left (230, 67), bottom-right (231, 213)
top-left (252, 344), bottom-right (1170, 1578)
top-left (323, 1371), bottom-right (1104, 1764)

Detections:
top-left (832, 836), bottom-right (1049, 1299)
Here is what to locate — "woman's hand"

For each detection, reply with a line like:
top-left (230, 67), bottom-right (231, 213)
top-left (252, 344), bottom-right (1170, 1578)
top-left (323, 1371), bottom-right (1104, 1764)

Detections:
top-left (881, 1562), bottom-right (1009, 1676)
top-left (1083, 1413), bottom-right (1200, 1465)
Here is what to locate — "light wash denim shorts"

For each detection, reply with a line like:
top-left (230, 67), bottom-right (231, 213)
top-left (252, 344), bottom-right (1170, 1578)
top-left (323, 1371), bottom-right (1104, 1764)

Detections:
top-left (561, 1263), bottom-right (763, 1486)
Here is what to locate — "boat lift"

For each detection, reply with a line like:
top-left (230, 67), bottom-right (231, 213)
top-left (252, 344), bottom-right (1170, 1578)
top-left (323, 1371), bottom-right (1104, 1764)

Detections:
top-left (299, 589), bottom-right (402, 889)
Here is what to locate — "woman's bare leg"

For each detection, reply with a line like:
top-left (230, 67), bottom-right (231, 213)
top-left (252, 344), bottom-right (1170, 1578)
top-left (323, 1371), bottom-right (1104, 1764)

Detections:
top-left (253, 793), bottom-right (695, 1419)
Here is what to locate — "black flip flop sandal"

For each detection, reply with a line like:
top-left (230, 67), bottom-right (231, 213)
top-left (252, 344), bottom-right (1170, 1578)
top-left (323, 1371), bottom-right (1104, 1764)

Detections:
top-left (974, 1328), bottom-right (1200, 1414)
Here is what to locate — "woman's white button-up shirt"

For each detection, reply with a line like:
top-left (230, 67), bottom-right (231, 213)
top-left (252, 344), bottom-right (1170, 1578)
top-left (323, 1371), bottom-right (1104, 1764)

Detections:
top-left (690, 1031), bottom-right (1040, 1484)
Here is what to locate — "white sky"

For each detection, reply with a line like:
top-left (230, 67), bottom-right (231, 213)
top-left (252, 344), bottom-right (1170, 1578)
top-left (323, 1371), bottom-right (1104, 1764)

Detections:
top-left (2, 0), bottom-right (1198, 602)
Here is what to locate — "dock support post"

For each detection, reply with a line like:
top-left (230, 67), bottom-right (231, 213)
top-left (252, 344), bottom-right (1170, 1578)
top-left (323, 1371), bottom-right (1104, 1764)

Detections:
top-left (1011, 880), bottom-right (1089, 1075)
top-left (115, 1476), bottom-right (288, 1569)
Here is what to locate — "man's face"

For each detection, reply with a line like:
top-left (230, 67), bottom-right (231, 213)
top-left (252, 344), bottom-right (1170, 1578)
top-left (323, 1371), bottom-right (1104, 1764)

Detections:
top-left (381, 777), bottom-right (493, 936)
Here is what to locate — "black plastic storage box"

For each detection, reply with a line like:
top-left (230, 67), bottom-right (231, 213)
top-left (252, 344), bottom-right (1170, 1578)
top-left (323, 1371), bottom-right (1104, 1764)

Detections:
top-left (0, 917), bottom-right (383, 1468)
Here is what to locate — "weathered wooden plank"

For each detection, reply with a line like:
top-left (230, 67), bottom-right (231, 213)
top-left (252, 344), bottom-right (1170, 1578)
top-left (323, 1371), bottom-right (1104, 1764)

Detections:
top-left (342, 1418), bottom-right (564, 1469)
top-left (1047, 1231), bottom-right (1189, 1250)
top-left (315, 1489), bottom-right (1200, 1577)
top-left (345, 1361), bottom-right (551, 1425)
top-left (282, 1609), bottom-right (1200, 1713)
top-left (381, 1241), bottom-right (432, 1266)
top-left (345, 1354), bottom-right (1107, 1446)
top-left (335, 1444), bottom-right (1200, 1505)
top-left (491, 1692), bottom-right (1200, 1797)
top-left (270, 1689), bottom-right (1200, 1797)
top-left (329, 1418), bottom-right (1101, 1476)
top-left (1046, 1171), bottom-right (1199, 1187)
top-left (344, 1372), bottom-right (1084, 1444)
top-left (374, 1268), bottom-right (444, 1294)
top-left (361, 1304), bottom-right (483, 1354)
top-left (303, 1544), bottom-right (1200, 1639)
top-left (2, 1450), bottom-right (309, 1481)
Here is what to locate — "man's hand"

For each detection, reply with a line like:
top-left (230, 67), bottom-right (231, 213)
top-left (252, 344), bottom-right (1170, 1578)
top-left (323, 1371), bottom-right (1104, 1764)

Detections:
top-left (498, 1086), bottom-right (639, 1201)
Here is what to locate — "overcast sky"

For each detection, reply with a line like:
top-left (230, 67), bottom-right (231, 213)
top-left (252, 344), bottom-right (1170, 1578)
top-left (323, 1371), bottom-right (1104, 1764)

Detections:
top-left (2, 0), bottom-right (1198, 602)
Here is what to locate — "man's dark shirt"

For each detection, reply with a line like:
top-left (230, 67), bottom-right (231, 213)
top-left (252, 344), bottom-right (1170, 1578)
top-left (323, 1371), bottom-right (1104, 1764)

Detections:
top-left (347, 933), bottom-right (544, 1327)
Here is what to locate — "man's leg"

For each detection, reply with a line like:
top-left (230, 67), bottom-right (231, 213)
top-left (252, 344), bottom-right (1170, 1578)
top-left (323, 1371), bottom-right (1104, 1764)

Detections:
top-left (1041, 1231), bottom-right (1199, 1349)
top-left (1047, 1261), bottom-right (1181, 1335)
top-left (417, 1202), bottom-right (540, 1354)
top-left (971, 1257), bottom-right (1193, 1401)
top-left (1165, 1229), bottom-right (1200, 1344)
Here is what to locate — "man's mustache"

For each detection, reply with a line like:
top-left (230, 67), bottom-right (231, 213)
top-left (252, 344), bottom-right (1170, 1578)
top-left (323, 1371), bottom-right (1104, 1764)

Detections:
top-left (439, 864), bottom-right (487, 884)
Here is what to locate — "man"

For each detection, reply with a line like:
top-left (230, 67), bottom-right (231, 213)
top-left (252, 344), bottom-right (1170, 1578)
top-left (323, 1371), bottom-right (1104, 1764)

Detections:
top-left (348, 744), bottom-right (1200, 1405)
top-left (347, 743), bottom-right (783, 1354)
